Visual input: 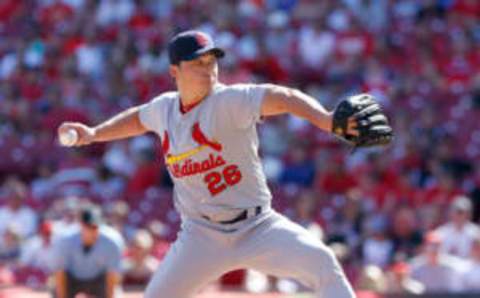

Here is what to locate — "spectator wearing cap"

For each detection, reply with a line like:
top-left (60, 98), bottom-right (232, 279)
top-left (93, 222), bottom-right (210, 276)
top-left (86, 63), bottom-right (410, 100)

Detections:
top-left (356, 265), bottom-right (387, 293)
top-left (122, 229), bottom-right (159, 286)
top-left (52, 205), bottom-right (125, 298)
top-left (385, 262), bottom-right (425, 294)
top-left (435, 196), bottom-right (480, 258)
top-left (409, 232), bottom-right (465, 293)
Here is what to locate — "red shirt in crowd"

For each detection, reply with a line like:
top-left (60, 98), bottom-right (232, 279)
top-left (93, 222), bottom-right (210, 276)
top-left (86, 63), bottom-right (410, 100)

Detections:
top-left (452, 0), bottom-right (480, 17)
top-left (41, 107), bottom-right (89, 132)
top-left (38, 1), bottom-right (74, 31)
top-left (126, 163), bottom-right (162, 196)
top-left (419, 185), bottom-right (464, 206)
top-left (316, 170), bottom-right (358, 195)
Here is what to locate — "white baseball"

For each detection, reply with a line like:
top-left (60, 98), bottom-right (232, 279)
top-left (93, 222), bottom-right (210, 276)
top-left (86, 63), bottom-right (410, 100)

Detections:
top-left (59, 129), bottom-right (79, 146)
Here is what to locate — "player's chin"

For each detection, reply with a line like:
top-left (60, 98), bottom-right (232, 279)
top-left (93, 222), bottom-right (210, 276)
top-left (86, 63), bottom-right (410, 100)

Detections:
top-left (196, 75), bottom-right (216, 87)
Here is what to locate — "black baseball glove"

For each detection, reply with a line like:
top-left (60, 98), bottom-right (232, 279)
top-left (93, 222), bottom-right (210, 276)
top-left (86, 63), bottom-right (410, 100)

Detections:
top-left (332, 93), bottom-right (393, 148)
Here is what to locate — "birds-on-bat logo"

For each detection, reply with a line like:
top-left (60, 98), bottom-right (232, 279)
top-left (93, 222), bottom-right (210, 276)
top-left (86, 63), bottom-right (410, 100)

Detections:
top-left (163, 122), bottom-right (222, 165)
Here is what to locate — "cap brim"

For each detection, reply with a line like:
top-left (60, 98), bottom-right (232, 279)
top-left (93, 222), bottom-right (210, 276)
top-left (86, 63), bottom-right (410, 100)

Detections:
top-left (203, 47), bottom-right (225, 59)
top-left (184, 47), bottom-right (225, 61)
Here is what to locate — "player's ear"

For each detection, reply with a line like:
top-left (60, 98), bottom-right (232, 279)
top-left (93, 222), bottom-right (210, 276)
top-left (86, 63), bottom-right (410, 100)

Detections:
top-left (169, 65), bottom-right (179, 79)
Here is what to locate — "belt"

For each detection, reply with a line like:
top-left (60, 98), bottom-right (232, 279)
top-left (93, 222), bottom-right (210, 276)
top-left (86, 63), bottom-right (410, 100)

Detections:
top-left (202, 206), bottom-right (263, 225)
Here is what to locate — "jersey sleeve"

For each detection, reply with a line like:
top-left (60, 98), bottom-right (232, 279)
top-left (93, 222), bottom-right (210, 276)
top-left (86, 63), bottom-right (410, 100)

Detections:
top-left (138, 95), bottom-right (168, 132)
top-left (104, 228), bottom-right (126, 273)
top-left (223, 84), bottom-right (267, 129)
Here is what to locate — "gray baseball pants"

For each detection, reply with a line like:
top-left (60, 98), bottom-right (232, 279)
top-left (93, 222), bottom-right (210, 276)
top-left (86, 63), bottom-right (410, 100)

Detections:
top-left (144, 210), bottom-right (355, 298)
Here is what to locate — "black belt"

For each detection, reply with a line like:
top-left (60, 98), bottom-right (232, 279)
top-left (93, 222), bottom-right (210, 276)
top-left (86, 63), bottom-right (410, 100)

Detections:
top-left (203, 206), bottom-right (263, 225)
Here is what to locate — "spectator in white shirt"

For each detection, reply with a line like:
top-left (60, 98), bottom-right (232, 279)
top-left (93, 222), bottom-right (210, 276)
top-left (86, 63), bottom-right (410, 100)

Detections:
top-left (435, 196), bottom-right (480, 258)
top-left (362, 215), bottom-right (393, 268)
top-left (75, 37), bottom-right (104, 78)
top-left (19, 220), bottom-right (57, 274)
top-left (0, 178), bottom-right (37, 239)
top-left (0, 226), bottom-right (21, 263)
top-left (298, 21), bottom-right (335, 69)
top-left (410, 232), bottom-right (465, 293)
top-left (95, 0), bottom-right (135, 27)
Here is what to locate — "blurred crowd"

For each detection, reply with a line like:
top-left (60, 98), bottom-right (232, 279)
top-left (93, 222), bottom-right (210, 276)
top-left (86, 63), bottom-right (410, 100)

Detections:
top-left (0, 0), bottom-right (480, 295)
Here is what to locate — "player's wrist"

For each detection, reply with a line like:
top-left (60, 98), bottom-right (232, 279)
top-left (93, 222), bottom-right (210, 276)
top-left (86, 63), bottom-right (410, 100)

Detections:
top-left (325, 111), bottom-right (333, 132)
top-left (90, 126), bottom-right (99, 143)
top-left (308, 109), bottom-right (333, 132)
top-left (314, 110), bottom-right (333, 132)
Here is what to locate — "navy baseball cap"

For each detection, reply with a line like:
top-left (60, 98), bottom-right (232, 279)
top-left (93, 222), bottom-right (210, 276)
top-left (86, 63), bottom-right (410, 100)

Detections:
top-left (168, 30), bottom-right (225, 65)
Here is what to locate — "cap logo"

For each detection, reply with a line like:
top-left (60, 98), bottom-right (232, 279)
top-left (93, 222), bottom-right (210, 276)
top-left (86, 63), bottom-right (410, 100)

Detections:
top-left (195, 32), bottom-right (210, 47)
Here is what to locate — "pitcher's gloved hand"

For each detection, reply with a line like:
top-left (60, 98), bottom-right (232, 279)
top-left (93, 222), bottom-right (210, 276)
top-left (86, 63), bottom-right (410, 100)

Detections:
top-left (332, 93), bottom-right (393, 148)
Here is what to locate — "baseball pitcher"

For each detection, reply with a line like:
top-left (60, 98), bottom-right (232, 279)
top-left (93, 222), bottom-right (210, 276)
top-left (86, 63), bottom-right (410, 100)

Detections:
top-left (58, 30), bottom-right (392, 298)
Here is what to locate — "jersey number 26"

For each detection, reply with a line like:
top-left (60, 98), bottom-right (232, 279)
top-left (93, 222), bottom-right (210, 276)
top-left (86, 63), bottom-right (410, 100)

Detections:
top-left (204, 165), bottom-right (242, 196)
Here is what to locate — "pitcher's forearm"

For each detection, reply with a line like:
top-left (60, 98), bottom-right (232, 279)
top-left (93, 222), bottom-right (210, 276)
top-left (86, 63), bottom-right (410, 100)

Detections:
top-left (93, 107), bottom-right (148, 142)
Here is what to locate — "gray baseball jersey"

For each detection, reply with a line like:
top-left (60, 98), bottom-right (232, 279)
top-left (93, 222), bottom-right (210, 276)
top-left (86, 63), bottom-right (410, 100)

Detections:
top-left (139, 83), bottom-right (271, 222)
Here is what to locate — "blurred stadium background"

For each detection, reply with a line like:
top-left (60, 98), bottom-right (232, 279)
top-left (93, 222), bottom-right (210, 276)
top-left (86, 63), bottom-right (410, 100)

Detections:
top-left (0, 0), bottom-right (480, 297)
